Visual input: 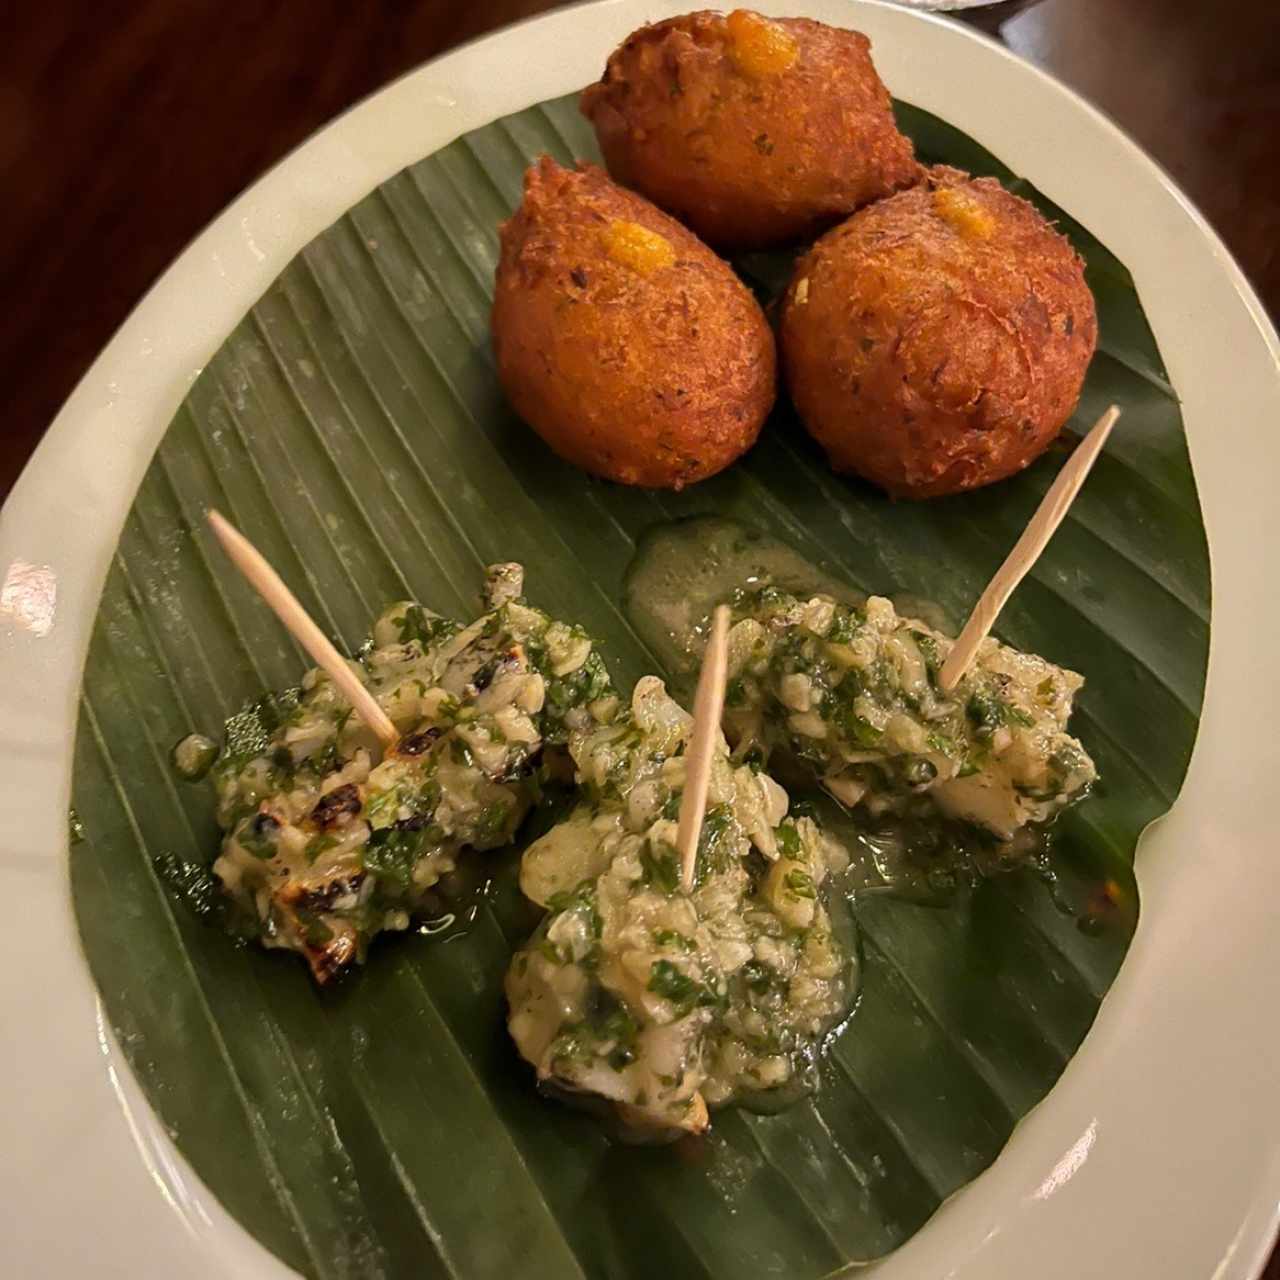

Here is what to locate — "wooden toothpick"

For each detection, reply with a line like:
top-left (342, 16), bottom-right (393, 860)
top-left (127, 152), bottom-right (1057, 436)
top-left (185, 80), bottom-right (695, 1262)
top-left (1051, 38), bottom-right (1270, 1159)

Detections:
top-left (939, 404), bottom-right (1121, 692)
top-left (676, 605), bottom-right (731, 893)
top-left (206, 509), bottom-right (398, 747)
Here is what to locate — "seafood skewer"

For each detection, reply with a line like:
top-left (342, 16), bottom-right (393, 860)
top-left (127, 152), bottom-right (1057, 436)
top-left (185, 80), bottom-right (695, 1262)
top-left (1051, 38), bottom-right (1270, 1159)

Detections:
top-left (506, 676), bottom-right (853, 1137)
top-left (200, 543), bottom-right (616, 982)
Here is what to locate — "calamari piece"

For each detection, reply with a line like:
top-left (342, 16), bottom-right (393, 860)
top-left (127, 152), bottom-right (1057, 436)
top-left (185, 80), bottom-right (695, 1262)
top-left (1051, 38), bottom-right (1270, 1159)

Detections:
top-left (724, 585), bottom-right (1096, 839)
top-left (211, 565), bottom-right (616, 982)
top-left (506, 676), bottom-right (851, 1137)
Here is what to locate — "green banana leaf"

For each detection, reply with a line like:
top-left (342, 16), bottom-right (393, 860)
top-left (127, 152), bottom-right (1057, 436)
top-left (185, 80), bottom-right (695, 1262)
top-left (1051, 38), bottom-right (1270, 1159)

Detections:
top-left (71, 90), bottom-right (1208, 1278)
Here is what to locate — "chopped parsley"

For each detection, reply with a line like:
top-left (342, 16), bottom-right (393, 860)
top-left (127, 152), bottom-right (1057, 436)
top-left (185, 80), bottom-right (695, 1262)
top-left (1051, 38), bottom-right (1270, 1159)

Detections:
top-left (783, 868), bottom-right (816, 899)
top-left (775, 822), bottom-right (802, 858)
top-left (640, 844), bottom-right (681, 894)
top-left (473, 798), bottom-right (514, 846)
top-left (545, 882), bottom-right (602, 939)
top-left (696, 805), bottom-right (735, 875)
top-left (395, 605), bottom-right (458, 649)
top-left (364, 823), bottom-right (441, 894)
top-left (647, 960), bottom-right (721, 1016)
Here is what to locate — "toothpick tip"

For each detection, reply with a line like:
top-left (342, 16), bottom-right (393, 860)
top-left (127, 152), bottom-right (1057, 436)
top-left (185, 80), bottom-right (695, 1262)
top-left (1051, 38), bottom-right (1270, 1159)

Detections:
top-left (937, 403), bottom-right (1119, 692)
top-left (206, 508), bottom-right (235, 543)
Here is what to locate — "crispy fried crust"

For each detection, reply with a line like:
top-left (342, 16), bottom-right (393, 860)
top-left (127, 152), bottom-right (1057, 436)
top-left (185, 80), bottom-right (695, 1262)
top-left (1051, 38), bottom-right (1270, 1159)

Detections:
top-left (580, 10), bottom-right (920, 249)
top-left (492, 156), bottom-right (776, 489)
top-left (780, 169), bottom-right (1098, 498)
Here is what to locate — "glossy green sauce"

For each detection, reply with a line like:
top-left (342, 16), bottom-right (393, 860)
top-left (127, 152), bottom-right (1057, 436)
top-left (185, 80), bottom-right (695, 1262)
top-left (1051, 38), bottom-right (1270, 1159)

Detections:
top-left (190, 566), bottom-right (619, 983)
top-left (506, 676), bottom-right (858, 1136)
top-left (623, 516), bottom-right (1095, 899)
top-left (623, 516), bottom-right (863, 685)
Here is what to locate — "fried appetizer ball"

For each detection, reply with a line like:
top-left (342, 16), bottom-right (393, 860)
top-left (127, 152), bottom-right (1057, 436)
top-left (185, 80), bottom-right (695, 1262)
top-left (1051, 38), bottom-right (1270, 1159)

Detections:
top-left (780, 170), bottom-right (1098, 498)
top-left (580, 10), bottom-right (920, 250)
top-left (492, 157), bottom-right (776, 489)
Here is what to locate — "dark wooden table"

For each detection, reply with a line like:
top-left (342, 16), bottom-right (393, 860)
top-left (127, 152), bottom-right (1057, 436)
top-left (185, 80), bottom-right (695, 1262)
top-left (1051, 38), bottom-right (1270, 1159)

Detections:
top-left (4, 0), bottom-right (1278, 505)
top-left (4, 1), bottom-right (1279, 1271)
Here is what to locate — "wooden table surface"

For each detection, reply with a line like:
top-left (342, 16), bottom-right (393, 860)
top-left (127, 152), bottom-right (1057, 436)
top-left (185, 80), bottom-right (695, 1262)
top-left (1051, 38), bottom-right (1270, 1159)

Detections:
top-left (4, 1), bottom-right (1279, 1272)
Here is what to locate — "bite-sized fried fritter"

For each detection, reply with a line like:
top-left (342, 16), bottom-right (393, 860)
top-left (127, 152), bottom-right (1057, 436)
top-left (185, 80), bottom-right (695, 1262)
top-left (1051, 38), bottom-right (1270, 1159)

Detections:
top-left (492, 157), bottom-right (776, 489)
top-left (580, 10), bottom-right (920, 250)
top-left (780, 168), bottom-right (1098, 498)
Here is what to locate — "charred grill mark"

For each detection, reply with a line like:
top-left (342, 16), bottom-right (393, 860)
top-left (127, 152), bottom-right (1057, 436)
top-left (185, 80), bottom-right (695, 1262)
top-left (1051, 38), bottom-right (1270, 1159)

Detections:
top-left (471, 660), bottom-right (500, 693)
top-left (398, 727), bottom-right (442, 756)
top-left (310, 783), bottom-right (362, 829)
top-left (391, 813), bottom-right (433, 833)
top-left (251, 811), bottom-right (281, 839)
top-left (305, 926), bottom-right (358, 985)
top-left (495, 748), bottom-right (539, 783)
top-left (279, 871), bottom-right (367, 915)
top-left (468, 646), bottom-right (527, 696)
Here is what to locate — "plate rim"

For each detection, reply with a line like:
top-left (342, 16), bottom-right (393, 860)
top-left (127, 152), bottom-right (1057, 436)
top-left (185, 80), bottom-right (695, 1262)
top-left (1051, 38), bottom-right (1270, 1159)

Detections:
top-left (3, 1), bottom-right (1279, 1277)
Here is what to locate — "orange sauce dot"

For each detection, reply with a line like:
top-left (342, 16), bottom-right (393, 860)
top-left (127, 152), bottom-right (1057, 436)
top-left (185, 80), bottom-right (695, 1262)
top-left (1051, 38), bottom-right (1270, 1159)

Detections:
top-left (726, 10), bottom-right (798, 78)
top-left (933, 187), bottom-right (996, 239)
top-left (601, 220), bottom-right (676, 275)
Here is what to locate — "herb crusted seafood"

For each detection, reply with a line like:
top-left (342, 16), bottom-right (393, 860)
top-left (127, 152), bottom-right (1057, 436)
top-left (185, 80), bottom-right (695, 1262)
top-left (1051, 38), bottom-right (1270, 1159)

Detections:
top-left (211, 564), bottom-right (616, 982)
top-left (197, 544), bottom-right (1092, 1144)
top-left (724, 584), bottom-right (1096, 841)
top-left (506, 675), bottom-right (853, 1136)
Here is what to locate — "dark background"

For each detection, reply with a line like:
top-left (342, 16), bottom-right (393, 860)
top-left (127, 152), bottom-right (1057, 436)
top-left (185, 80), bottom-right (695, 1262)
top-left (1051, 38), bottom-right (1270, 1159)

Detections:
top-left (3, 0), bottom-right (1279, 1271)
top-left (3, 0), bottom-right (1278, 503)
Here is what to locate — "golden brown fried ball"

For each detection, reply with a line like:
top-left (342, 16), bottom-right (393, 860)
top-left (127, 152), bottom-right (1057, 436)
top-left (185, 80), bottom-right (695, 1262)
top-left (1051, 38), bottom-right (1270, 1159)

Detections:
top-left (580, 10), bottom-right (920, 250)
top-left (779, 170), bottom-right (1098, 498)
top-left (491, 157), bottom-right (775, 489)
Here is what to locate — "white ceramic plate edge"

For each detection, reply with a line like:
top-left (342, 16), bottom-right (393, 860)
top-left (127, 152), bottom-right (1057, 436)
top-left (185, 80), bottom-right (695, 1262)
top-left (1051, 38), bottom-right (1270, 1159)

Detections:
top-left (2, 2), bottom-right (1278, 1276)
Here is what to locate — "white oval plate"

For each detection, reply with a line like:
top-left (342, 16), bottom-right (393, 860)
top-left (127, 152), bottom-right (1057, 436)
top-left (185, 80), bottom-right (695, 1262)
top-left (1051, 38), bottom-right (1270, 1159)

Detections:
top-left (3, 1), bottom-right (1279, 1275)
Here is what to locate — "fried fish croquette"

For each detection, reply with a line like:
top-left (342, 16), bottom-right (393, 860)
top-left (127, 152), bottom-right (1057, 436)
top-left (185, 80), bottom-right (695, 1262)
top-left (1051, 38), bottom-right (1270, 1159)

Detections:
top-left (492, 157), bottom-right (776, 489)
top-left (780, 169), bottom-right (1098, 498)
top-left (580, 10), bottom-right (920, 250)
